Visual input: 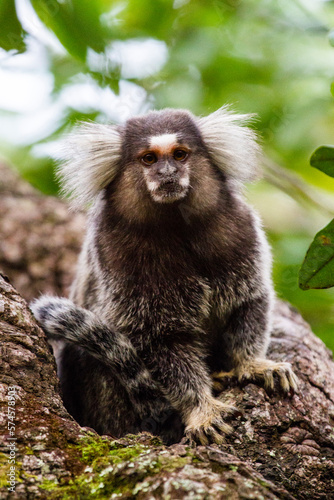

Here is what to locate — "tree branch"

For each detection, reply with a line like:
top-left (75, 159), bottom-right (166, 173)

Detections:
top-left (0, 163), bottom-right (333, 498)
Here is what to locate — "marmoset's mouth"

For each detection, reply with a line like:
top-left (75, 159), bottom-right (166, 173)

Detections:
top-left (151, 181), bottom-right (188, 203)
top-left (159, 179), bottom-right (180, 191)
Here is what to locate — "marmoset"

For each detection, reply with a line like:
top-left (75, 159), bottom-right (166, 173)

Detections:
top-left (31, 107), bottom-right (298, 445)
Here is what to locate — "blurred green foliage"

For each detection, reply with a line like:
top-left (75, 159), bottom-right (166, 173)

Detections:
top-left (1, 0), bottom-right (334, 350)
top-left (30, 0), bottom-right (108, 60)
top-left (299, 218), bottom-right (334, 290)
top-left (299, 146), bottom-right (334, 291)
top-left (0, 0), bottom-right (25, 51)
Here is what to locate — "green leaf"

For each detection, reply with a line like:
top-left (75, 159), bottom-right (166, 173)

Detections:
top-left (0, 0), bottom-right (26, 52)
top-left (310, 145), bottom-right (334, 178)
top-left (329, 29), bottom-right (334, 47)
top-left (9, 146), bottom-right (58, 195)
top-left (299, 219), bottom-right (334, 290)
top-left (31, 0), bottom-right (108, 61)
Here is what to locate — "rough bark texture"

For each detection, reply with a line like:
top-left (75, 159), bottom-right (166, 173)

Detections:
top-left (0, 163), bottom-right (85, 302)
top-left (0, 163), bottom-right (334, 499)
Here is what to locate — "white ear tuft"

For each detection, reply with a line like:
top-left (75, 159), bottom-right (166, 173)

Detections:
top-left (197, 106), bottom-right (261, 184)
top-left (57, 122), bottom-right (122, 209)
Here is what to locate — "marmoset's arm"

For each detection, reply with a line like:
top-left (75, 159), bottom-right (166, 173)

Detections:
top-left (144, 337), bottom-right (235, 445)
top-left (212, 293), bottom-right (298, 392)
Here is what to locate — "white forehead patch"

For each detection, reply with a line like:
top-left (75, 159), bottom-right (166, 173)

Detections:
top-left (149, 133), bottom-right (178, 149)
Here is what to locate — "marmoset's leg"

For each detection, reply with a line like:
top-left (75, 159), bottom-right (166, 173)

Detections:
top-left (31, 296), bottom-right (184, 443)
top-left (31, 296), bottom-right (236, 445)
top-left (58, 342), bottom-right (183, 443)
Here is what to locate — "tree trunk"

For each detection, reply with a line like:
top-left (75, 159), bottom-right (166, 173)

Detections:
top-left (0, 164), bottom-right (334, 499)
top-left (0, 162), bottom-right (85, 302)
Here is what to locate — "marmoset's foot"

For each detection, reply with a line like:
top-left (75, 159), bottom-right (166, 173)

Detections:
top-left (183, 397), bottom-right (236, 446)
top-left (213, 358), bottom-right (298, 393)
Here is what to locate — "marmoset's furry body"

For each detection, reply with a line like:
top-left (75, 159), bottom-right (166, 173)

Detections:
top-left (32, 107), bottom-right (297, 445)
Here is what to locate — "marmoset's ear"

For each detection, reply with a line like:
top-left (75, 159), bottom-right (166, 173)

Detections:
top-left (197, 106), bottom-right (261, 184)
top-left (57, 122), bottom-right (123, 209)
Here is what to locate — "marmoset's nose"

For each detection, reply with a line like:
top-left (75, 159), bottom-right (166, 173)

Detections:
top-left (157, 160), bottom-right (178, 176)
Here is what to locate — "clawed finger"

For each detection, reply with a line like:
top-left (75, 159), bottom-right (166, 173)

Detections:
top-left (205, 425), bottom-right (225, 444)
top-left (184, 426), bottom-right (225, 446)
top-left (212, 418), bottom-right (233, 435)
top-left (216, 402), bottom-right (238, 417)
top-left (212, 379), bottom-right (224, 392)
top-left (263, 370), bottom-right (274, 390)
top-left (277, 369), bottom-right (290, 393)
top-left (184, 415), bottom-right (232, 446)
top-left (196, 428), bottom-right (209, 445)
top-left (212, 371), bottom-right (235, 392)
top-left (263, 366), bottom-right (299, 394)
top-left (181, 432), bottom-right (197, 447)
top-left (287, 369), bottom-right (299, 393)
top-left (212, 370), bottom-right (235, 380)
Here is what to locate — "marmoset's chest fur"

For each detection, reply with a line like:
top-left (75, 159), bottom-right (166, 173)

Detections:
top-left (75, 200), bottom-right (261, 358)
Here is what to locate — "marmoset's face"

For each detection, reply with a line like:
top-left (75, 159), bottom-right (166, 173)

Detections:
top-left (122, 110), bottom-right (207, 205)
top-left (137, 133), bottom-right (191, 203)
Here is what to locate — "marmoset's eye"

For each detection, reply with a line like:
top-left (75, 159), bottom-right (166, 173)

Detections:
top-left (173, 149), bottom-right (188, 162)
top-left (141, 153), bottom-right (157, 166)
